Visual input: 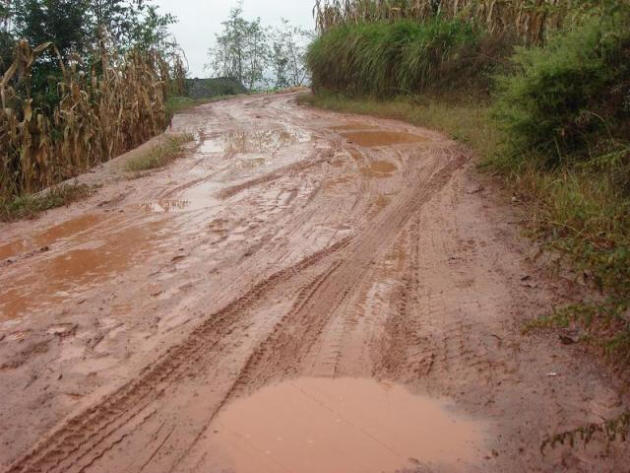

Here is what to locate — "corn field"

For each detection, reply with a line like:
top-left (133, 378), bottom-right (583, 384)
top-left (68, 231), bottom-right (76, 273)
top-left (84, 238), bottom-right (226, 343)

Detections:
top-left (313, 0), bottom-right (620, 44)
top-left (0, 40), bottom-right (181, 198)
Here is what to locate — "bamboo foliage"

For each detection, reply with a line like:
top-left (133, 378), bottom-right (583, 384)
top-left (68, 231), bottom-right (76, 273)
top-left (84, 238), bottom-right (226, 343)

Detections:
top-left (0, 40), bottom-right (174, 197)
top-left (313, 0), bottom-right (619, 44)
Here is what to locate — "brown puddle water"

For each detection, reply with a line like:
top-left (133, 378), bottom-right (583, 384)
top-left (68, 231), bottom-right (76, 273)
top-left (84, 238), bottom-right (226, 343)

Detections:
top-left (343, 131), bottom-right (426, 147)
top-left (226, 129), bottom-right (308, 154)
top-left (361, 160), bottom-right (397, 178)
top-left (204, 378), bottom-right (486, 473)
top-left (0, 214), bottom-right (105, 260)
top-left (0, 218), bottom-right (166, 320)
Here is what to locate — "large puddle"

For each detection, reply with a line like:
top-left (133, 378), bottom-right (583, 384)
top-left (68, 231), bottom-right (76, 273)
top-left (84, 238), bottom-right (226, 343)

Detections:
top-left (342, 131), bottom-right (426, 147)
top-left (204, 378), bottom-right (486, 473)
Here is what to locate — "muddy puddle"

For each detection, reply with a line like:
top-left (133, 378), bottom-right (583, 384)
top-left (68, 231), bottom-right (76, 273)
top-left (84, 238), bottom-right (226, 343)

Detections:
top-left (343, 131), bottom-right (426, 147)
top-left (329, 123), bottom-right (377, 131)
top-left (361, 160), bottom-right (398, 178)
top-left (204, 378), bottom-right (486, 473)
top-left (199, 128), bottom-right (311, 156)
top-left (0, 214), bottom-right (106, 261)
top-left (0, 218), bottom-right (166, 320)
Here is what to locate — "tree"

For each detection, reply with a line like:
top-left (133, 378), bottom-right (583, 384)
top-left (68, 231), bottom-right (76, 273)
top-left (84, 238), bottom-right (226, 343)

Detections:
top-left (0, 0), bottom-right (13, 67)
top-left (207, 5), bottom-right (269, 91)
top-left (13, 0), bottom-right (90, 60)
top-left (270, 19), bottom-right (311, 88)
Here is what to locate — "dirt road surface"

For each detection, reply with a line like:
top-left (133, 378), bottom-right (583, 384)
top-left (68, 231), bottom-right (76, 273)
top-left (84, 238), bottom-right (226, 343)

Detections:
top-left (1, 93), bottom-right (628, 473)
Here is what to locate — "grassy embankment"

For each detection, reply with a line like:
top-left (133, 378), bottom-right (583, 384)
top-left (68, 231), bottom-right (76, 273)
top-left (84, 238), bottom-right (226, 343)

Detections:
top-left (304, 12), bottom-right (630, 379)
top-left (125, 133), bottom-right (195, 173)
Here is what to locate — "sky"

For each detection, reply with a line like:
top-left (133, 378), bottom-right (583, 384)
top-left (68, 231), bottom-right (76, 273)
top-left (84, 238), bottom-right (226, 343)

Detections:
top-left (154, 0), bottom-right (317, 77)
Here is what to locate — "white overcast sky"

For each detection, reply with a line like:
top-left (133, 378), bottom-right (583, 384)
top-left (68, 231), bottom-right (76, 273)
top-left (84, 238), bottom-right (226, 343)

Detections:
top-left (154, 0), bottom-right (317, 77)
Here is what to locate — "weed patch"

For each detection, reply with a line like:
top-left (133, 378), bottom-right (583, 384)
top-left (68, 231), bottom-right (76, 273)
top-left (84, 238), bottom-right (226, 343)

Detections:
top-left (0, 183), bottom-right (92, 222)
top-left (125, 134), bottom-right (194, 173)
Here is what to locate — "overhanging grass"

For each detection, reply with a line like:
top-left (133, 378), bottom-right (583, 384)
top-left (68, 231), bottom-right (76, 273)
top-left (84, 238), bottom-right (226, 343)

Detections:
top-left (125, 133), bottom-right (195, 173)
top-left (0, 183), bottom-right (92, 222)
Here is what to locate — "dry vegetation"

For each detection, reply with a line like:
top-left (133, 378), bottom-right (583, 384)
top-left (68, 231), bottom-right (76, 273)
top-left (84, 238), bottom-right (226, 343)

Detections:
top-left (0, 40), bottom-right (173, 199)
top-left (313, 0), bottom-right (609, 43)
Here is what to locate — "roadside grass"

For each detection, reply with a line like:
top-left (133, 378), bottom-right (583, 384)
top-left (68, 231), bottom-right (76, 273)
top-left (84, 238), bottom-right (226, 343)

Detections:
top-left (300, 91), bottom-right (630, 370)
top-left (0, 183), bottom-right (93, 222)
top-left (125, 133), bottom-right (195, 173)
top-left (297, 91), bottom-right (499, 158)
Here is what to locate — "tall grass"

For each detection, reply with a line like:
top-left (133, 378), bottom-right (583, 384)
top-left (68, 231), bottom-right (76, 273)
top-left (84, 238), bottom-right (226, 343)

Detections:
top-left (307, 18), bottom-right (498, 96)
top-left (0, 40), bottom-right (177, 199)
top-left (313, 0), bottom-right (620, 44)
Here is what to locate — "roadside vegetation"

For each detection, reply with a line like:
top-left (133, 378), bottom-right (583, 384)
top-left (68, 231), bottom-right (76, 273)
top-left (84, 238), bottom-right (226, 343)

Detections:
top-left (0, 0), bottom-right (186, 207)
top-left (125, 133), bottom-right (195, 173)
top-left (207, 6), bottom-right (312, 91)
top-left (0, 183), bottom-right (92, 222)
top-left (306, 0), bottom-right (630, 445)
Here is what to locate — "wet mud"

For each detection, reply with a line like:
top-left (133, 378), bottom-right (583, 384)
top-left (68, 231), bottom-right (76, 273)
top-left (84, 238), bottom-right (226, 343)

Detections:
top-left (0, 93), bottom-right (628, 473)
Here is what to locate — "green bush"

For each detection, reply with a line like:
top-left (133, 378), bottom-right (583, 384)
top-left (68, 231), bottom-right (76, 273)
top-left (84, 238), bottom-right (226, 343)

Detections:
top-left (307, 18), bottom-right (490, 97)
top-left (493, 15), bottom-right (630, 166)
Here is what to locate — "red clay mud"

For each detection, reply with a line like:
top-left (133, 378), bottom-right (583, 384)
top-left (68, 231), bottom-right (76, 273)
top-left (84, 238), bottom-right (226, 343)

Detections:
top-left (0, 93), bottom-right (628, 473)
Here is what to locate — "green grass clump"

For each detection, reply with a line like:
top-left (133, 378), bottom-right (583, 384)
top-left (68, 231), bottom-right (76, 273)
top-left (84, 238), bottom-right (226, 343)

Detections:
top-left (125, 134), bottom-right (195, 173)
top-left (493, 14), bottom-right (630, 165)
top-left (307, 18), bottom-right (495, 97)
top-left (0, 183), bottom-right (92, 221)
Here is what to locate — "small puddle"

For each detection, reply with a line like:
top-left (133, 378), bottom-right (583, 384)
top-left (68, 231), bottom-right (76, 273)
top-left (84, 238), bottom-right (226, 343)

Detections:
top-left (0, 214), bottom-right (106, 260)
top-left (226, 129), bottom-right (309, 154)
top-left (0, 240), bottom-right (28, 260)
top-left (361, 160), bottom-right (397, 178)
top-left (343, 131), bottom-right (426, 147)
top-left (204, 378), bottom-right (486, 473)
top-left (0, 219), bottom-right (166, 320)
top-left (137, 200), bottom-right (192, 213)
top-left (36, 214), bottom-right (104, 245)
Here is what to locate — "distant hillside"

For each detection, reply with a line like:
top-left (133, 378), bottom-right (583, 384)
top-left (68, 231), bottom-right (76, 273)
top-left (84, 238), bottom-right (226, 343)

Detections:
top-left (185, 77), bottom-right (247, 99)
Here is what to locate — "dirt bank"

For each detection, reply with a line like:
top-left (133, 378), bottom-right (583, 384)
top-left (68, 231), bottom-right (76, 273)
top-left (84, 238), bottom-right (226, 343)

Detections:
top-left (0, 93), bottom-right (627, 473)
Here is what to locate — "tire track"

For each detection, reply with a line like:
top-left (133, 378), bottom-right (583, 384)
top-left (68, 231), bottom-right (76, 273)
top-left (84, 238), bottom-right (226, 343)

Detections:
top-left (5, 238), bottom-right (351, 473)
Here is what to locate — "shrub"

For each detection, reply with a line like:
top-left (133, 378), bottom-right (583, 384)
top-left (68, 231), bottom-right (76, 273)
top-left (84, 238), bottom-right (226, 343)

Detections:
top-left (493, 14), bottom-right (630, 166)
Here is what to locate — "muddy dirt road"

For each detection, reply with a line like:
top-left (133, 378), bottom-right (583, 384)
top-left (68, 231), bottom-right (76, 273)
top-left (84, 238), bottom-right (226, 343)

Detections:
top-left (1, 93), bottom-right (628, 473)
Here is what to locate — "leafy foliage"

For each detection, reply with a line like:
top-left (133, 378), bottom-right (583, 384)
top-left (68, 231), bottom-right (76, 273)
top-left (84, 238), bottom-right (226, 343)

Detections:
top-left (0, 40), bottom-right (173, 198)
top-left (493, 14), bottom-right (630, 165)
top-left (207, 6), bottom-right (312, 91)
top-left (207, 5), bottom-right (268, 91)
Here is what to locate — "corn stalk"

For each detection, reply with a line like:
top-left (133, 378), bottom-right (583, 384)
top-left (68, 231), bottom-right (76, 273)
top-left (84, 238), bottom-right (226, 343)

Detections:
top-left (0, 40), bottom-right (174, 198)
